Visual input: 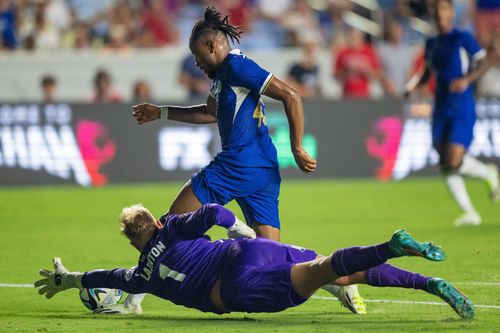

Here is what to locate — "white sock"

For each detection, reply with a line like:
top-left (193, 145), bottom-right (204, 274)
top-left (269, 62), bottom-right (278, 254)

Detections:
top-left (445, 173), bottom-right (477, 214)
top-left (125, 293), bottom-right (146, 307)
top-left (458, 156), bottom-right (490, 180)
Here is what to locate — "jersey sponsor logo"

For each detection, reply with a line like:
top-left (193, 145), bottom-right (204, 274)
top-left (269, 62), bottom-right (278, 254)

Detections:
top-left (139, 241), bottom-right (167, 282)
top-left (124, 269), bottom-right (134, 282)
top-left (0, 104), bottom-right (115, 186)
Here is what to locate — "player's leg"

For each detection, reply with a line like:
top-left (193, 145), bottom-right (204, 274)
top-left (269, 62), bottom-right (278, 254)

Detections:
top-left (440, 143), bottom-right (481, 225)
top-left (253, 222), bottom-right (280, 241)
top-left (290, 230), bottom-right (473, 318)
top-left (433, 116), bottom-right (474, 221)
top-left (291, 229), bottom-right (446, 297)
top-left (169, 180), bottom-right (203, 214)
top-left (448, 108), bottom-right (500, 203)
top-left (219, 238), bottom-right (362, 314)
top-left (317, 255), bottom-right (366, 314)
top-left (235, 168), bottom-right (281, 241)
top-left (364, 263), bottom-right (474, 319)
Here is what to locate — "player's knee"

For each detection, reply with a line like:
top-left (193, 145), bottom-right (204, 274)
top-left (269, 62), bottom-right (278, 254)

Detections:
top-left (440, 157), bottom-right (462, 173)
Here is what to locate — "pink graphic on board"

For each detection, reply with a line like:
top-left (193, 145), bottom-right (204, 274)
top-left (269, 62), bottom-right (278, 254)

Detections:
top-left (76, 120), bottom-right (116, 186)
top-left (365, 117), bottom-right (403, 180)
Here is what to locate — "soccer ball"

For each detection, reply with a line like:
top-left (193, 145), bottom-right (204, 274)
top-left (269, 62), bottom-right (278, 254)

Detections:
top-left (79, 288), bottom-right (123, 311)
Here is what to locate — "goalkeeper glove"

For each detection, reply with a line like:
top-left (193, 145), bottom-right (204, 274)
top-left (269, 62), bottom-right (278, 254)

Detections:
top-left (227, 217), bottom-right (256, 239)
top-left (34, 257), bottom-right (83, 299)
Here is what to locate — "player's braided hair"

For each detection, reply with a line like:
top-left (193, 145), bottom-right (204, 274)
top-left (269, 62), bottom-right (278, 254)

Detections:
top-left (190, 6), bottom-right (242, 46)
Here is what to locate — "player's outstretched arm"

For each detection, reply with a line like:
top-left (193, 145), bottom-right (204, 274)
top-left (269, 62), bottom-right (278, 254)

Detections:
top-left (34, 257), bottom-right (83, 299)
top-left (132, 97), bottom-right (217, 125)
top-left (263, 76), bottom-right (317, 174)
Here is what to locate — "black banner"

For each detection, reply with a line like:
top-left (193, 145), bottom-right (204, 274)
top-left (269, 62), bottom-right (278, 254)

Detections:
top-left (0, 99), bottom-right (498, 186)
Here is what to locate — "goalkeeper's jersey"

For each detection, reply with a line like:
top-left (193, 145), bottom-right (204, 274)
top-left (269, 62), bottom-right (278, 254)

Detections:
top-left (81, 205), bottom-right (238, 313)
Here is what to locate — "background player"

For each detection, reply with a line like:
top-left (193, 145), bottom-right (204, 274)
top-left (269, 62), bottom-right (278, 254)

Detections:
top-left (405, 0), bottom-right (500, 226)
top-left (35, 204), bottom-right (474, 320)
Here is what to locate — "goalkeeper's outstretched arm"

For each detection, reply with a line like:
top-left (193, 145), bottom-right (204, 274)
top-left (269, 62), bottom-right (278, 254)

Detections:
top-left (171, 204), bottom-right (256, 239)
top-left (34, 258), bottom-right (147, 298)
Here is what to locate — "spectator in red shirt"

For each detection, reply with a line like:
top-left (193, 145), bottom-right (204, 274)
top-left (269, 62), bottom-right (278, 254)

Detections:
top-left (334, 28), bottom-right (390, 98)
top-left (475, 0), bottom-right (500, 47)
top-left (140, 0), bottom-right (179, 47)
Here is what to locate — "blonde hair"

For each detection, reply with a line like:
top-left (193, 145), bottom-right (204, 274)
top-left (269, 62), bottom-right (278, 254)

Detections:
top-left (119, 204), bottom-right (157, 241)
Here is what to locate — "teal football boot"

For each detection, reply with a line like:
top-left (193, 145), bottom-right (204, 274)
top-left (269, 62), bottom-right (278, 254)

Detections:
top-left (388, 230), bottom-right (446, 261)
top-left (427, 278), bottom-right (475, 319)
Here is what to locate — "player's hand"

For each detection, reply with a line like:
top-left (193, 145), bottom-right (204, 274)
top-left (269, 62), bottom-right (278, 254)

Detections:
top-left (293, 148), bottom-right (317, 174)
top-left (449, 77), bottom-right (470, 93)
top-left (227, 219), bottom-right (256, 239)
top-left (93, 303), bottom-right (143, 315)
top-left (132, 103), bottom-right (161, 125)
top-left (34, 257), bottom-right (71, 299)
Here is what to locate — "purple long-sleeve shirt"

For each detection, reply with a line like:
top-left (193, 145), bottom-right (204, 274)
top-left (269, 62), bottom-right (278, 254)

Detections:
top-left (82, 204), bottom-right (238, 313)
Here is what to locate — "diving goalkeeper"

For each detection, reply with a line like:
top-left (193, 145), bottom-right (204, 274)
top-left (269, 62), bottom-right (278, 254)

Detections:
top-left (35, 204), bottom-right (474, 319)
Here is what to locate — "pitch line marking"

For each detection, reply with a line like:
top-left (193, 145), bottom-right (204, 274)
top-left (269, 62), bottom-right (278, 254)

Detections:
top-left (0, 283), bottom-right (34, 288)
top-left (311, 296), bottom-right (500, 309)
top-left (3, 283), bottom-right (500, 309)
top-left (7, 282), bottom-right (500, 287)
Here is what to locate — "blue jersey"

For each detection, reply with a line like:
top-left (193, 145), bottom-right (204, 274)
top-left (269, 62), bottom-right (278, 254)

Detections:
top-left (210, 49), bottom-right (278, 168)
top-left (82, 204), bottom-right (238, 313)
top-left (425, 29), bottom-right (486, 115)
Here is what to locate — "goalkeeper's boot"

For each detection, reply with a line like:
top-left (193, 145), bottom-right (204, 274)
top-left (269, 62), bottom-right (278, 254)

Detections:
top-left (486, 163), bottom-right (500, 203)
top-left (427, 278), bottom-right (475, 319)
top-left (388, 230), bottom-right (446, 261)
top-left (322, 284), bottom-right (367, 314)
top-left (339, 285), bottom-right (367, 314)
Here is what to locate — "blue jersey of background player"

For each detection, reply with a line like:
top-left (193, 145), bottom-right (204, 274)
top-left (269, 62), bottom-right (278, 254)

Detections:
top-left (132, 6), bottom-right (316, 241)
top-left (405, 0), bottom-right (499, 226)
top-left (36, 203), bottom-right (475, 319)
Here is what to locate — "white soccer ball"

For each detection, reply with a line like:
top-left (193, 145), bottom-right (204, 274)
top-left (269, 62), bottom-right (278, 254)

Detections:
top-left (79, 288), bottom-right (123, 311)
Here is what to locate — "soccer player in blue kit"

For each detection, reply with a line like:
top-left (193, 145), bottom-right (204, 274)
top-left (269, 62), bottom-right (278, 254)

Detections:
top-left (406, 0), bottom-right (500, 226)
top-left (131, 7), bottom-right (365, 314)
top-left (35, 203), bottom-right (474, 319)
top-left (133, 7), bottom-right (316, 241)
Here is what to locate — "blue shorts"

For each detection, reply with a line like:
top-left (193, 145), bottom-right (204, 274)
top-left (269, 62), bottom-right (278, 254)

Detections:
top-left (432, 110), bottom-right (476, 149)
top-left (191, 161), bottom-right (281, 229)
top-left (219, 238), bottom-right (317, 313)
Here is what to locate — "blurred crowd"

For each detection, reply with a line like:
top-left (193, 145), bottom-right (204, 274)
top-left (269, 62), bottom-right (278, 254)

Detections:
top-left (2, 0), bottom-right (500, 101)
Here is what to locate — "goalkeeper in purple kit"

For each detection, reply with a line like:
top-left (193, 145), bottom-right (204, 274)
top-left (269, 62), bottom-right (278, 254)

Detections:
top-left (35, 204), bottom-right (473, 319)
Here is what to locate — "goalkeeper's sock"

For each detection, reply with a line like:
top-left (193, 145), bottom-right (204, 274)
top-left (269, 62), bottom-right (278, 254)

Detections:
top-left (331, 242), bottom-right (396, 276)
top-left (366, 264), bottom-right (431, 291)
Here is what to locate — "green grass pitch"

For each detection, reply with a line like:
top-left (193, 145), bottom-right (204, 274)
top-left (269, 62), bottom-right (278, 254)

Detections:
top-left (0, 178), bottom-right (499, 332)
